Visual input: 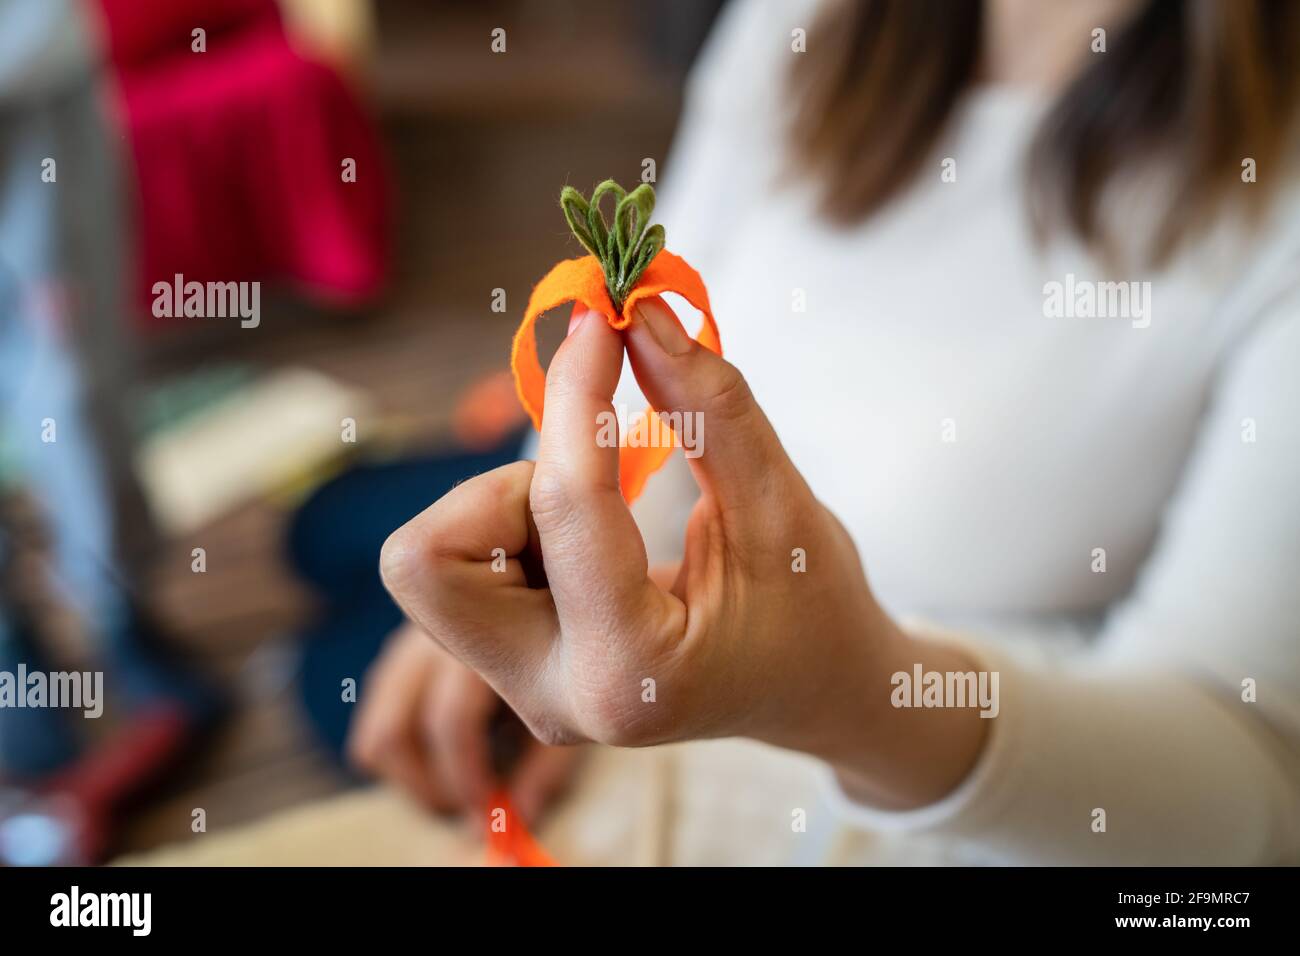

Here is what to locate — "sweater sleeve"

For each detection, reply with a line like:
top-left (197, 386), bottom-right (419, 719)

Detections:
top-left (828, 293), bottom-right (1300, 865)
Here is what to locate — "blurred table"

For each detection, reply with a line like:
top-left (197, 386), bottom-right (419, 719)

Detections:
top-left (113, 740), bottom-right (891, 866)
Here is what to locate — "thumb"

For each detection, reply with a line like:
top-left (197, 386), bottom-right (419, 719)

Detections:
top-left (624, 296), bottom-right (797, 508)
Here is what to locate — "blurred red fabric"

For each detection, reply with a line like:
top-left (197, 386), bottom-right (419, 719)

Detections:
top-left (95, 0), bottom-right (389, 327)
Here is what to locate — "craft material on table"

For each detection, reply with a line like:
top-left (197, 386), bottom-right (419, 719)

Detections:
top-left (134, 366), bottom-right (372, 533)
top-left (484, 791), bottom-right (555, 867)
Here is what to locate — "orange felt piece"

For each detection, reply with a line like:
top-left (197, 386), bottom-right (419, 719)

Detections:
top-left (484, 790), bottom-right (556, 867)
top-left (509, 250), bottom-right (721, 502)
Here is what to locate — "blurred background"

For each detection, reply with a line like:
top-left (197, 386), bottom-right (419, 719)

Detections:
top-left (0, 0), bottom-right (723, 863)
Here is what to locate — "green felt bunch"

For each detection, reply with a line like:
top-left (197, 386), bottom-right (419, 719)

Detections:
top-left (560, 180), bottom-right (665, 312)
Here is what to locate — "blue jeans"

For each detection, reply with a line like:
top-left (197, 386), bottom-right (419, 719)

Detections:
top-left (290, 432), bottom-right (529, 759)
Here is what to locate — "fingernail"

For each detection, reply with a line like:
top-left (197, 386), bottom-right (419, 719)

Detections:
top-left (568, 308), bottom-right (597, 336)
top-left (634, 301), bottom-right (692, 356)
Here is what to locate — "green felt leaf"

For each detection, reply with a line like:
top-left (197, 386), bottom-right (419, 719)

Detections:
top-left (560, 179), bottom-right (664, 311)
top-left (560, 187), bottom-right (598, 260)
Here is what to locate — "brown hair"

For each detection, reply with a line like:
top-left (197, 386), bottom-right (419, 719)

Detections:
top-left (788, 0), bottom-right (1300, 264)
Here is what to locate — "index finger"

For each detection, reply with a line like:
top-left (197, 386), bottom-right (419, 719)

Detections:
top-left (530, 308), bottom-right (655, 632)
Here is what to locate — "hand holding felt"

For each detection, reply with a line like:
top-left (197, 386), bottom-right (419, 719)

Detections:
top-left (380, 300), bottom-right (896, 769)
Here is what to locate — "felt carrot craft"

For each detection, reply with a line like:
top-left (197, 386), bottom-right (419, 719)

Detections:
top-left (510, 179), bottom-right (722, 502)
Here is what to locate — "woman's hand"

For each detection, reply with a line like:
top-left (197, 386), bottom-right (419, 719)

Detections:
top-left (347, 621), bottom-right (582, 824)
top-left (379, 298), bottom-right (988, 809)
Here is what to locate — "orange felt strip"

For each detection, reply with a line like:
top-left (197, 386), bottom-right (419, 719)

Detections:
top-left (484, 790), bottom-right (556, 867)
top-left (509, 250), bottom-right (721, 503)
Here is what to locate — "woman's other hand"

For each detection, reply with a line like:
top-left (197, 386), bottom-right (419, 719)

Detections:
top-left (347, 621), bottom-right (581, 824)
